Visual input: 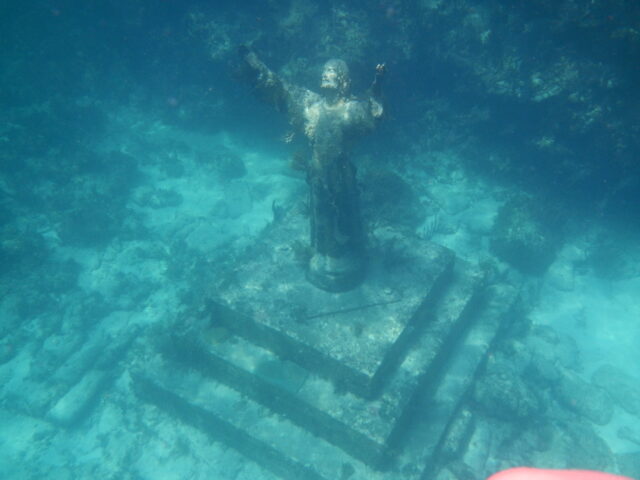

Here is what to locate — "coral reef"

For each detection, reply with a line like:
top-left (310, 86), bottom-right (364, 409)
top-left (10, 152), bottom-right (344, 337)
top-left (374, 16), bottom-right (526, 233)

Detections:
top-left (490, 195), bottom-right (564, 275)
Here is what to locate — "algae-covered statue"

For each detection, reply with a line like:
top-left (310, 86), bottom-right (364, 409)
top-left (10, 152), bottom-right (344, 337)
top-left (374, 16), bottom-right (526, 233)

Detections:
top-left (239, 47), bottom-right (385, 292)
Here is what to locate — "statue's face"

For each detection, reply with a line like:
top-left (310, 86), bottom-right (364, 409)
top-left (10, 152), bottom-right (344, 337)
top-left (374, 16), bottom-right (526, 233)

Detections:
top-left (320, 59), bottom-right (350, 95)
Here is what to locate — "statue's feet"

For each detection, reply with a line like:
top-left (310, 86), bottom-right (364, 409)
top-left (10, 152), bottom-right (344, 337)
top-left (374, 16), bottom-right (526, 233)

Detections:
top-left (307, 252), bottom-right (365, 292)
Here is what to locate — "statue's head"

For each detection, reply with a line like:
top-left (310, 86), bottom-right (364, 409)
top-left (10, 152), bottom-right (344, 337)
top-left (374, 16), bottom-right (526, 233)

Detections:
top-left (320, 59), bottom-right (350, 97)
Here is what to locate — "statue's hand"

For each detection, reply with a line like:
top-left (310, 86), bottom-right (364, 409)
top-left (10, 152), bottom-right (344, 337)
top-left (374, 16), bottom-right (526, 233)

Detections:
top-left (375, 63), bottom-right (386, 76)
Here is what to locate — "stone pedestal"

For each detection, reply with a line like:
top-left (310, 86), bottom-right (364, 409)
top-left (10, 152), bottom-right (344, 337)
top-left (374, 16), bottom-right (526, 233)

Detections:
top-left (134, 207), bottom-right (519, 479)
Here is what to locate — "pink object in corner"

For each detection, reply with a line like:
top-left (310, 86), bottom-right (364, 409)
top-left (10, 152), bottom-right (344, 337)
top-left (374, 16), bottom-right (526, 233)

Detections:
top-left (487, 467), bottom-right (635, 480)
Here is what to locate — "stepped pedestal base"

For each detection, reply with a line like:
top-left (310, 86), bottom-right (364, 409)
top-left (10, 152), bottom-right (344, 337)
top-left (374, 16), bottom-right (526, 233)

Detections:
top-left (134, 211), bottom-right (520, 479)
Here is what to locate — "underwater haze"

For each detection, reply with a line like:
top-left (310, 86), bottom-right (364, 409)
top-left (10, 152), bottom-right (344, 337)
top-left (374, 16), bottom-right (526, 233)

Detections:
top-left (1, 1), bottom-right (640, 479)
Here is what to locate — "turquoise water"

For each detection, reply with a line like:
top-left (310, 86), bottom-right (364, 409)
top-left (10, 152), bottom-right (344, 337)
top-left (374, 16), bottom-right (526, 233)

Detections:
top-left (1, 2), bottom-right (639, 479)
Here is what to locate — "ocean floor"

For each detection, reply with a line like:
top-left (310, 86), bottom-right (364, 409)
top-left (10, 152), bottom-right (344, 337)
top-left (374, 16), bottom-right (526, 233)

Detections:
top-left (1, 112), bottom-right (639, 478)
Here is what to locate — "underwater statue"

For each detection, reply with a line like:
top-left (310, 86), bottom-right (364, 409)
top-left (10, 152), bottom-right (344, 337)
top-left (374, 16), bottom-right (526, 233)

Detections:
top-left (239, 47), bottom-right (385, 292)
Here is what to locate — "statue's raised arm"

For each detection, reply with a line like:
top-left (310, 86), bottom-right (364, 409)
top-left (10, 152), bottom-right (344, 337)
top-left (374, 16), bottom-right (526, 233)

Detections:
top-left (238, 46), bottom-right (311, 128)
top-left (370, 63), bottom-right (386, 101)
